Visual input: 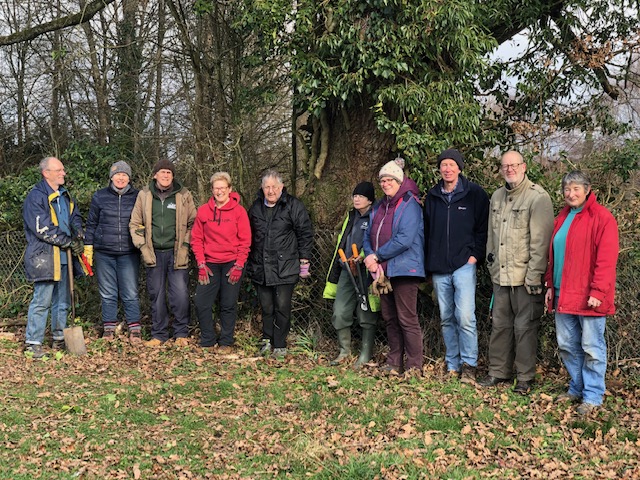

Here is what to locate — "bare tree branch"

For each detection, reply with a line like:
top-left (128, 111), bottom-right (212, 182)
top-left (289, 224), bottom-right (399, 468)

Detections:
top-left (0, 0), bottom-right (116, 46)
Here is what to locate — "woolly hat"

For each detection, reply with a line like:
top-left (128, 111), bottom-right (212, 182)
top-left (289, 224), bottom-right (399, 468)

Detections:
top-left (152, 159), bottom-right (175, 176)
top-left (352, 181), bottom-right (375, 203)
top-left (437, 149), bottom-right (464, 171)
top-left (378, 157), bottom-right (405, 183)
top-left (109, 160), bottom-right (132, 179)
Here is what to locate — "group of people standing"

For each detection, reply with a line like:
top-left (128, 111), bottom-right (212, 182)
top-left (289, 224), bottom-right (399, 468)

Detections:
top-left (23, 149), bottom-right (618, 414)
top-left (325, 149), bottom-right (618, 415)
top-left (23, 158), bottom-right (312, 362)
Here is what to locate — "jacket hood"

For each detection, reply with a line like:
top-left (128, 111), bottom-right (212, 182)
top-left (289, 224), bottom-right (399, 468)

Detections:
top-left (207, 191), bottom-right (241, 211)
top-left (385, 177), bottom-right (420, 205)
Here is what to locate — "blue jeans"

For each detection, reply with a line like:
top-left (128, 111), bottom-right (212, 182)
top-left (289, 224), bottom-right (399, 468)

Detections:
top-left (432, 262), bottom-right (478, 371)
top-left (555, 311), bottom-right (607, 406)
top-left (146, 250), bottom-right (190, 341)
top-left (95, 251), bottom-right (141, 330)
top-left (25, 270), bottom-right (70, 345)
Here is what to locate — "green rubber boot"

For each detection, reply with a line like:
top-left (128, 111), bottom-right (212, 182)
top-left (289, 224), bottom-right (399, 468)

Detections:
top-left (354, 327), bottom-right (375, 370)
top-left (330, 328), bottom-right (352, 366)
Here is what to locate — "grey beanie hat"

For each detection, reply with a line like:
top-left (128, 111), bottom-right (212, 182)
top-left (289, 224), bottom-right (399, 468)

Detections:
top-left (109, 161), bottom-right (132, 179)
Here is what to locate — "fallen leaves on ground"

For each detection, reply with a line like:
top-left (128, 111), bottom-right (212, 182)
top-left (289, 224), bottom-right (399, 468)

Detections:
top-left (1, 335), bottom-right (639, 479)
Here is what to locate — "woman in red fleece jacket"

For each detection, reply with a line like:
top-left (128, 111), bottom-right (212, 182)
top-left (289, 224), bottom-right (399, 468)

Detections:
top-left (191, 172), bottom-right (251, 350)
top-left (544, 170), bottom-right (618, 415)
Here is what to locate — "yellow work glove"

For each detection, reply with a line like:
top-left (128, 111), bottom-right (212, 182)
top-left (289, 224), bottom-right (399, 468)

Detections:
top-left (84, 245), bottom-right (94, 267)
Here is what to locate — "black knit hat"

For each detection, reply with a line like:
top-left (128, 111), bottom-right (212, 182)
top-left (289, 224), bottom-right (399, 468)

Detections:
top-left (152, 159), bottom-right (175, 176)
top-left (437, 149), bottom-right (465, 171)
top-left (352, 181), bottom-right (375, 203)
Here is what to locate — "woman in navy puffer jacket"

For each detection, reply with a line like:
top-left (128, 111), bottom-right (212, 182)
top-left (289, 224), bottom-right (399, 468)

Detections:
top-left (85, 161), bottom-right (142, 342)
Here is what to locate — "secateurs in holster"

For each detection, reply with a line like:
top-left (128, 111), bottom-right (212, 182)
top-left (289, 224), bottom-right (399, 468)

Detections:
top-left (338, 244), bottom-right (369, 311)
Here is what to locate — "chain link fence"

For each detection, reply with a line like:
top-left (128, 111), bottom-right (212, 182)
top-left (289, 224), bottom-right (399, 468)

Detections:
top-left (1, 229), bottom-right (639, 367)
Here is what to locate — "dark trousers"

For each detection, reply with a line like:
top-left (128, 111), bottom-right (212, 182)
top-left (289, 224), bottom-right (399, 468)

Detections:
top-left (488, 284), bottom-right (543, 381)
top-left (146, 250), bottom-right (190, 341)
top-left (194, 261), bottom-right (243, 347)
top-left (256, 283), bottom-right (296, 349)
top-left (380, 277), bottom-right (423, 371)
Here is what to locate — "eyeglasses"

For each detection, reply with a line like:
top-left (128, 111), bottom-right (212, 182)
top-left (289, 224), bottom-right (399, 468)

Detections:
top-left (352, 194), bottom-right (368, 200)
top-left (47, 168), bottom-right (65, 173)
top-left (213, 186), bottom-right (229, 192)
top-left (379, 178), bottom-right (396, 185)
top-left (500, 163), bottom-right (523, 172)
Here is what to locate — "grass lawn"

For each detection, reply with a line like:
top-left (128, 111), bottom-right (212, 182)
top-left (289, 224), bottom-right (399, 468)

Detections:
top-left (1, 335), bottom-right (639, 479)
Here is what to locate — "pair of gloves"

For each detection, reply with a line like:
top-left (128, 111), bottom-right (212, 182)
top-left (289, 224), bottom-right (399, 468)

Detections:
top-left (371, 264), bottom-right (393, 296)
top-left (198, 263), bottom-right (244, 286)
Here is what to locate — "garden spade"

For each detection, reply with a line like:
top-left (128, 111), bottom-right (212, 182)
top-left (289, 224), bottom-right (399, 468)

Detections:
top-left (63, 249), bottom-right (87, 356)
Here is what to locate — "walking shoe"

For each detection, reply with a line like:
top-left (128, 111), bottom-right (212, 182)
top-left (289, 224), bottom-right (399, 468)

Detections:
top-left (129, 330), bottom-right (142, 344)
top-left (460, 363), bottom-right (476, 385)
top-left (577, 402), bottom-right (598, 415)
top-left (404, 368), bottom-right (422, 380)
top-left (51, 339), bottom-right (66, 351)
top-left (259, 339), bottom-right (272, 356)
top-left (478, 375), bottom-right (512, 387)
top-left (513, 380), bottom-right (533, 395)
top-left (447, 370), bottom-right (460, 380)
top-left (24, 344), bottom-right (48, 359)
top-left (272, 348), bottom-right (287, 359)
top-left (174, 337), bottom-right (190, 347)
top-left (379, 364), bottom-right (403, 377)
top-left (144, 338), bottom-right (164, 347)
top-left (102, 330), bottom-right (116, 341)
top-left (556, 392), bottom-right (581, 403)
top-left (216, 345), bottom-right (234, 355)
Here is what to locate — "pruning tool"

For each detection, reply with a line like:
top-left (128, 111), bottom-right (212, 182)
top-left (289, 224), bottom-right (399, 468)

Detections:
top-left (338, 245), bottom-right (368, 311)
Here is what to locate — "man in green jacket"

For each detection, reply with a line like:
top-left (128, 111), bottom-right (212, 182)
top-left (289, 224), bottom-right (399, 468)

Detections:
top-left (130, 160), bottom-right (197, 347)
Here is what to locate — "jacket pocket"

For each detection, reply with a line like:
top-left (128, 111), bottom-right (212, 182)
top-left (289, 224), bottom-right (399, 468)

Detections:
top-left (277, 254), bottom-right (299, 278)
top-left (511, 208), bottom-right (530, 229)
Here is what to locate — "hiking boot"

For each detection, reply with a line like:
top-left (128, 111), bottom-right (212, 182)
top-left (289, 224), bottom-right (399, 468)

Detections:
top-left (102, 330), bottom-right (116, 341)
top-left (577, 402), bottom-right (598, 415)
top-left (129, 330), bottom-right (142, 344)
top-left (513, 380), bottom-right (533, 395)
top-left (145, 338), bottom-right (164, 347)
top-left (25, 344), bottom-right (48, 359)
top-left (272, 348), bottom-right (287, 359)
top-left (174, 337), bottom-right (190, 347)
top-left (556, 392), bottom-right (581, 404)
top-left (217, 345), bottom-right (234, 355)
top-left (447, 370), bottom-right (460, 380)
top-left (259, 339), bottom-right (272, 356)
top-left (51, 339), bottom-right (66, 351)
top-left (478, 375), bottom-right (512, 387)
top-left (460, 363), bottom-right (476, 385)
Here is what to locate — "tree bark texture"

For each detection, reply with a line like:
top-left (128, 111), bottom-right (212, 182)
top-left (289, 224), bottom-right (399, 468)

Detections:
top-left (299, 100), bottom-right (393, 228)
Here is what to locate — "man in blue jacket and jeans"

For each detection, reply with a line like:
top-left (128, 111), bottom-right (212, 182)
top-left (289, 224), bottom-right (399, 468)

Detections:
top-left (424, 149), bottom-right (489, 383)
top-left (23, 157), bottom-right (84, 359)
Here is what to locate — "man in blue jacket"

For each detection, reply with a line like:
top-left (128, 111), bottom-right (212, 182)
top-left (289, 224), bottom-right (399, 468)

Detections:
top-left (424, 149), bottom-right (489, 383)
top-left (23, 157), bottom-right (84, 358)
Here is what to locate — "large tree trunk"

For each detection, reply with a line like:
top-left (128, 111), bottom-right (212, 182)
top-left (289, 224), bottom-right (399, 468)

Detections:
top-left (299, 101), bottom-right (393, 229)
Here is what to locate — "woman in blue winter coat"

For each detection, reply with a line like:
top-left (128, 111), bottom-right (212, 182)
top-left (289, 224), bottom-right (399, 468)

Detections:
top-left (85, 161), bottom-right (142, 342)
top-left (364, 157), bottom-right (425, 377)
